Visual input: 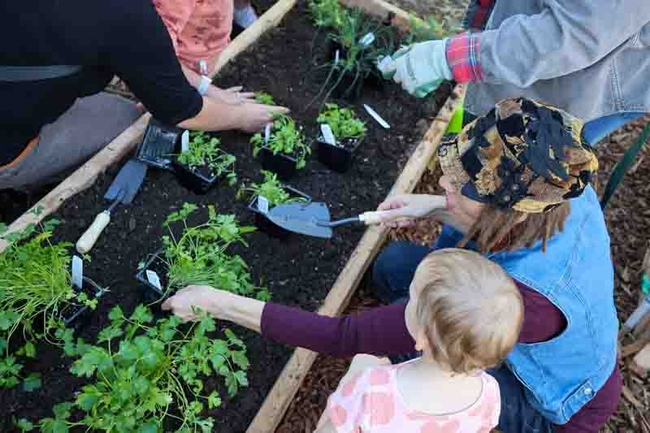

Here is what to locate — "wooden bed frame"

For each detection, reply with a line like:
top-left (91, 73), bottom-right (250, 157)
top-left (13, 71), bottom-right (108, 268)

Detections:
top-left (0, 1), bottom-right (465, 430)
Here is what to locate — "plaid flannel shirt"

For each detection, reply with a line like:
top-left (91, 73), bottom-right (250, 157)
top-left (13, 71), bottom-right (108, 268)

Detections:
top-left (444, 0), bottom-right (495, 83)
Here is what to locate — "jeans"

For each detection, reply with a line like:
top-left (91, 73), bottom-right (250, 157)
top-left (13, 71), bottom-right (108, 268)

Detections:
top-left (372, 236), bottom-right (554, 432)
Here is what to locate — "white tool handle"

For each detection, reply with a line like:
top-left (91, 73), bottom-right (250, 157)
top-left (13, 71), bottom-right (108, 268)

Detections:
top-left (76, 211), bottom-right (111, 254)
top-left (359, 210), bottom-right (394, 225)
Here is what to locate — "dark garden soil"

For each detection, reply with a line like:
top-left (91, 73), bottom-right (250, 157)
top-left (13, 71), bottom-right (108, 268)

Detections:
top-left (0, 3), bottom-right (452, 432)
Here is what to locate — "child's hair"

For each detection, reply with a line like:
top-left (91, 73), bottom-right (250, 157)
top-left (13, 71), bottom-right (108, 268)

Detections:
top-left (413, 249), bottom-right (523, 374)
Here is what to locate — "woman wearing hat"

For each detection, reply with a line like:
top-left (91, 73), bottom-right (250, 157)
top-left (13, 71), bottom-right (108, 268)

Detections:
top-left (162, 98), bottom-right (620, 432)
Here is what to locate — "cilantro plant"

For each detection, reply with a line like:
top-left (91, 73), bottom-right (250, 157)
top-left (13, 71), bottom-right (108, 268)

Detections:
top-left (0, 220), bottom-right (98, 390)
top-left (40, 305), bottom-right (250, 432)
top-left (250, 115), bottom-right (311, 169)
top-left (254, 92), bottom-right (275, 105)
top-left (157, 203), bottom-right (270, 301)
top-left (403, 14), bottom-right (456, 45)
top-left (317, 103), bottom-right (366, 140)
top-left (238, 170), bottom-right (307, 208)
top-left (177, 132), bottom-right (236, 185)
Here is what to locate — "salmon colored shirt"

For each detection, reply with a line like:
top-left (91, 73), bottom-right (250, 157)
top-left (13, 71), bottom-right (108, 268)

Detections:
top-left (153, 0), bottom-right (233, 74)
top-left (326, 361), bottom-right (500, 433)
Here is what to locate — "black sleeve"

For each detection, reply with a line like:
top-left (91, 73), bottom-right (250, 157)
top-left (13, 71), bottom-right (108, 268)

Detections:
top-left (103, 0), bottom-right (203, 125)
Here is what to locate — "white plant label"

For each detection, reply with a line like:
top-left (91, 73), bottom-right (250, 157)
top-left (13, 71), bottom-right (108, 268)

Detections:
top-left (359, 32), bottom-right (376, 47)
top-left (146, 270), bottom-right (162, 291)
top-left (72, 255), bottom-right (83, 289)
top-left (320, 124), bottom-right (337, 145)
top-left (264, 123), bottom-right (272, 146)
top-left (377, 56), bottom-right (392, 73)
top-left (181, 130), bottom-right (190, 153)
top-left (257, 195), bottom-right (270, 214)
top-left (334, 49), bottom-right (340, 65)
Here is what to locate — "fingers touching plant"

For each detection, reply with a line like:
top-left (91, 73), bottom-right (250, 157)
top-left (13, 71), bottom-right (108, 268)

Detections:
top-left (40, 305), bottom-right (249, 432)
top-left (0, 220), bottom-right (98, 390)
top-left (250, 115), bottom-right (311, 169)
top-left (177, 132), bottom-right (236, 185)
top-left (159, 203), bottom-right (270, 301)
top-left (317, 104), bottom-right (366, 140)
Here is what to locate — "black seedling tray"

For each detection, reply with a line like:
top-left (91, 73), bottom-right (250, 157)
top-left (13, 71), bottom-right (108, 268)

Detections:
top-left (134, 250), bottom-right (170, 305)
top-left (316, 135), bottom-right (363, 173)
top-left (247, 186), bottom-right (311, 239)
top-left (172, 160), bottom-right (220, 195)
top-left (259, 147), bottom-right (299, 181)
top-left (59, 277), bottom-right (106, 331)
top-left (136, 118), bottom-right (184, 170)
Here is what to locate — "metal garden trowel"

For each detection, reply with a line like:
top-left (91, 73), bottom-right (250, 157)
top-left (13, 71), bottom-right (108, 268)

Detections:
top-left (266, 202), bottom-right (392, 239)
top-left (76, 159), bottom-right (147, 253)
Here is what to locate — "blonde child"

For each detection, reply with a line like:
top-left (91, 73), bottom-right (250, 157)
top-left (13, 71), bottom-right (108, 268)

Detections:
top-left (316, 249), bottom-right (523, 433)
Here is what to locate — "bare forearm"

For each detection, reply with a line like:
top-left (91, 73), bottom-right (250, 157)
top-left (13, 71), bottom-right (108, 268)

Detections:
top-left (212, 292), bottom-right (264, 334)
top-left (178, 96), bottom-right (239, 131)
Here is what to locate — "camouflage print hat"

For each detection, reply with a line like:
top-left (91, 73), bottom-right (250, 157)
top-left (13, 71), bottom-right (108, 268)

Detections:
top-left (437, 98), bottom-right (599, 214)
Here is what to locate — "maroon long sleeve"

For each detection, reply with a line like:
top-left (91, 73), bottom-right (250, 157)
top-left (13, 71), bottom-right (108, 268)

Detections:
top-left (260, 281), bottom-right (621, 433)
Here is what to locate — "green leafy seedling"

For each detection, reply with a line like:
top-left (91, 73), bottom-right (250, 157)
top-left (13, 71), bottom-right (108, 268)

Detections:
top-left (317, 103), bottom-right (366, 141)
top-left (250, 115), bottom-right (311, 169)
top-left (254, 92), bottom-right (275, 105)
top-left (238, 170), bottom-right (307, 208)
top-left (178, 131), bottom-right (237, 185)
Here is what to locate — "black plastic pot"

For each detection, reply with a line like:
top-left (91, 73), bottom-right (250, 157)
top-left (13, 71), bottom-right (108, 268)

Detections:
top-left (136, 118), bottom-right (184, 170)
top-left (134, 250), bottom-right (169, 305)
top-left (259, 146), bottom-right (299, 181)
top-left (316, 135), bottom-right (363, 173)
top-left (172, 155), bottom-right (235, 195)
top-left (247, 186), bottom-right (311, 239)
top-left (60, 277), bottom-right (106, 330)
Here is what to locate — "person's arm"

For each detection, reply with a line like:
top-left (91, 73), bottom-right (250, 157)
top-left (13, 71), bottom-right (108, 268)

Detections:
top-left (161, 286), bottom-right (416, 357)
top-left (446, 0), bottom-right (650, 86)
top-left (103, 0), bottom-right (285, 133)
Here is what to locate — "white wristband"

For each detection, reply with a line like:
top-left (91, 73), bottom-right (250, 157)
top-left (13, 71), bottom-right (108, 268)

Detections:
top-left (198, 75), bottom-right (211, 95)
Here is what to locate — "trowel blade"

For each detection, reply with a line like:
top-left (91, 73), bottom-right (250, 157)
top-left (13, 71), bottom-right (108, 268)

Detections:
top-left (267, 202), bottom-right (333, 238)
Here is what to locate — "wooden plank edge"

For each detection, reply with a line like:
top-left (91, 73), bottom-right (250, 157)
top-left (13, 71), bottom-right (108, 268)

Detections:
top-left (246, 84), bottom-right (466, 433)
top-left (631, 342), bottom-right (650, 376)
top-left (0, 0), bottom-right (297, 254)
top-left (339, 0), bottom-right (419, 30)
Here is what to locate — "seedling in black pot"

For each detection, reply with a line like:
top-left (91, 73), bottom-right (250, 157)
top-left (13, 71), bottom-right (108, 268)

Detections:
top-left (251, 115), bottom-right (311, 180)
top-left (239, 171), bottom-right (310, 239)
top-left (135, 118), bottom-right (184, 170)
top-left (172, 131), bottom-right (236, 194)
top-left (135, 203), bottom-right (270, 306)
top-left (316, 103), bottom-right (366, 173)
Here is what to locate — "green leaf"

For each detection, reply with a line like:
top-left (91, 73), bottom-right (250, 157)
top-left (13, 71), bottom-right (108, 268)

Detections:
top-left (234, 370), bottom-right (249, 387)
top-left (71, 347), bottom-right (112, 377)
top-left (0, 338), bottom-right (6, 352)
top-left (22, 373), bottom-right (41, 392)
top-left (117, 340), bottom-right (139, 361)
top-left (207, 391), bottom-right (222, 409)
top-left (76, 386), bottom-right (101, 411)
top-left (98, 325), bottom-right (123, 343)
top-left (138, 422), bottom-right (159, 433)
top-left (23, 342), bottom-right (36, 358)
top-left (231, 351), bottom-right (249, 370)
top-left (15, 418), bottom-right (35, 431)
top-left (108, 305), bottom-right (125, 322)
top-left (130, 305), bottom-right (153, 324)
top-left (52, 402), bottom-right (73, 419)
top-left (0, 311), bottom-right (19, 330)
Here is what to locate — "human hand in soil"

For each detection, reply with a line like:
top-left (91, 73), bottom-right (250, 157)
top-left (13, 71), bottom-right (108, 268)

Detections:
top-left (162, 285), bottom-right (264, 332)
top-left (376, 194), bottom-right (448, 228)
top-left (209, 85), bottom-right (255, 105)
top-left (379, 40), bottom-right (452, 98)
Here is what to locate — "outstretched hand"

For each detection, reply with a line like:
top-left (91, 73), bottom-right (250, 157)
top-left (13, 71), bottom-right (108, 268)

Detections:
top-left (375, 194), bottom-right (447, 228)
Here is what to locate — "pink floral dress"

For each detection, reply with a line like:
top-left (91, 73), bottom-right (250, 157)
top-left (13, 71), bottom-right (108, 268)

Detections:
top-left (326, 361), bottom-right (500, 433)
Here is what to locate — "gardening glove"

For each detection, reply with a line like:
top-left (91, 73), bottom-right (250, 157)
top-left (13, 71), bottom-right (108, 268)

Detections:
top-left (377, 40), bottom-right (452, 98)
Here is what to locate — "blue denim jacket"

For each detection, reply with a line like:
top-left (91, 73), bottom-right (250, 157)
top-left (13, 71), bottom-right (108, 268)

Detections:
top-left (438, 186), bottom-right (618, 424)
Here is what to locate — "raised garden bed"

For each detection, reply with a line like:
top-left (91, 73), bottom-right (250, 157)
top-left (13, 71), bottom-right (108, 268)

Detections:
top-left (0, 0), bottom-right (461, 431)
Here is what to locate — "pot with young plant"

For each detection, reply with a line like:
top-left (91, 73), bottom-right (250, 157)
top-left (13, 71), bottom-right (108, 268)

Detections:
top-left (315, 103), bottom-right (366, 173)
top-left (172, 131), bottom-right (236, 194)
top-left (135, 203), bottom-right (269, 306)
top-left (38, 304), bottom-right (251, 432)
top-left (0, 218), bottom-right (104, 391)
top-left (250, 115), bottom-right (311, 180)
top-left (238, 170), bottom-right (310, 239)
top-left (309, 0), bottom-right (396, 102)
